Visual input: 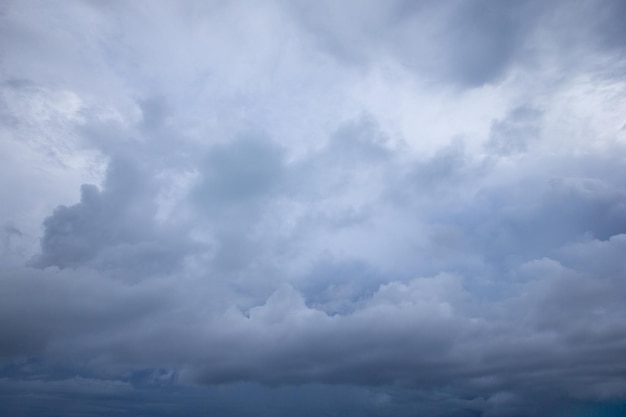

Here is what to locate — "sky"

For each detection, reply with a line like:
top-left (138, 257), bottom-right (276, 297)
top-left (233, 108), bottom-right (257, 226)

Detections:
top-left (1, 0), bottom-right (626, 416)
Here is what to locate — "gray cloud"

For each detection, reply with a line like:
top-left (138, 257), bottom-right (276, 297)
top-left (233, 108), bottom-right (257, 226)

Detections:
top-left (2, 0), bottom-right (626, 416)
top-left (13, 121), bottom-right (626, 415)
top-left (286, 0), bottom-right (543, 86)
top-left (486, 106), bottom-right (542, 156)
top-left (33, 157), bottom-right (192, 279)
top-left (194, 135), bottom-right (286, 209)
top-left (462, 174), bottom-right (626, 272)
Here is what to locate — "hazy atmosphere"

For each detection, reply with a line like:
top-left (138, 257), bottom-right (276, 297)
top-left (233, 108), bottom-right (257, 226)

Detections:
top-left (1, 0), bottom-right (626, 416)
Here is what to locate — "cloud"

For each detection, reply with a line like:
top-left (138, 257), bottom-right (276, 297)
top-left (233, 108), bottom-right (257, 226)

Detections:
top-left (33, 157), bottom-right (193, 279)
top-left (1, 0), bottom-right (626, 416)
top-left (194, 135), bottom-right (286, 209)
top-left (486, 106), bottom-right (542, 156)
top-left (284, 0), bottom-right (556, 86)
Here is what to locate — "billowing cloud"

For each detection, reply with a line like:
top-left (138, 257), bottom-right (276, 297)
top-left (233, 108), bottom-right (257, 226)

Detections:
top-left (1, 0), bottom-right (626, 416)
top-left (32, 157), bottom-right (193, 279)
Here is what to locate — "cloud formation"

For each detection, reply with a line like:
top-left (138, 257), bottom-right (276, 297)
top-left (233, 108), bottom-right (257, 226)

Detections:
top-left (1, 0), bottom-right (626, 416)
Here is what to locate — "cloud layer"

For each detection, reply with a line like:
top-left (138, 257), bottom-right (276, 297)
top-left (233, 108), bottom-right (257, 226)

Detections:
top-left (1, 0), bottom-right (626, 416)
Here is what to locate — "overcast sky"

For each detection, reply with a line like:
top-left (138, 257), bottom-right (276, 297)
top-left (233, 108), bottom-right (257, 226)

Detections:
top-left (1, 0), bottom-right (626, 416)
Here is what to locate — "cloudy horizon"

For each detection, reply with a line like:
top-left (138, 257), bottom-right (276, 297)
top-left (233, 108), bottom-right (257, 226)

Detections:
top-left (1, 0), bottom-right (626, 416)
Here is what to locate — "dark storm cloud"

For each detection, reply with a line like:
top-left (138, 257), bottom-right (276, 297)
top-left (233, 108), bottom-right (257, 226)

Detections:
top-left (0, 266), bottom-right (167, 361)
top-left (33, 157), bottom-right (192, 278)
top-left (6, 123), bottom-right (626, 417)
top-left (2, 0), bottom-right (626, 416)
top-left (289, 0), bottom-right (626, 86)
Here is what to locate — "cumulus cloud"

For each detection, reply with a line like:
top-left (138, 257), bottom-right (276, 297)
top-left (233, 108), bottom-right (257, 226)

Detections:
top-left (32, 157), bottom-right (193, 279)
top-left (1, 0), bottom-right (626, 416)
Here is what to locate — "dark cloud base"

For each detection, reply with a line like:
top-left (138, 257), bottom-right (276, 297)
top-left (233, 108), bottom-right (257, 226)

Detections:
top-left (3, 369), bottom-right (626, 417)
